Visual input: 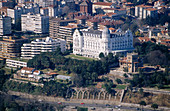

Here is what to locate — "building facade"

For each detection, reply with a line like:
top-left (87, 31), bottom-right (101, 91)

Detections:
top-left (21, 37), bottom-right (66, 59)
top-left (135, 4), bottom-right (158, 19)
top-left (73, 27), bottom-right (134, 58)
top-left (6, 59), bottom-right (27, 68)
top-left (119, 53), bottom-right (142, 73)
top-left (0, 15), bottom-right (11, 35)
top-left (21, 13), bottom-right (49, 33)
top-left (0, 36), bottom-right (28, 59)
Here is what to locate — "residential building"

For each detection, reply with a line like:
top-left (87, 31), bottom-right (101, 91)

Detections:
top-left (143, 8), bottom-right (158, 19)
top-left (40, 6), bottom-right (58, 17)
top-left (73, 27), bottom-right (134, 58)
top-left (6, 59), bottom-right (27, 68)
top-left (103, 8), bottom-right (127, 15)
top-left (21, 13), bottom-right (49, 33)
top-left (0, 36), bottom-right (28, 59)
top-left (36, 0), bottom-right (57, 7)
top-left (13, 67), bottom-right (42, 82)
top-left (0, 1), bottom-right (15, 8)
top-left (93, 2), bottom-right (114, 14)
top-left (49, 17), bottom-right (76, 38)
top-left (0, 15), bottom-right (11, 35)
top-left (119, 53), bottom-right (142, 73)
top-left (7, 2), bottom-right (40, 28)
top-left (135, 4), bottom-right (152, 19)
top-left (21, 37), bottom-right (66, 59)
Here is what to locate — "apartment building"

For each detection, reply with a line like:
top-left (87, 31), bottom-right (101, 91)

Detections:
top-left (49, 17), bottom-right (76, 47)
top-left (21, 37), bottom-right (66, 59)
top-left (143, 8), bottom-right (158, 19)
top-left (6, 59), bottom-right (27, 68)
top-left (135, 4), bottom-right (156, 19)
top-left (40, 6), bottom-right (58, 17)
top-left (93, 2), bottom-right (114, 14)
top-left (36, 0), bottom-right (57, 7)
top-left (7, 2), bottom-right (40, 30)
top-left (0, 15), bottom-right (11, 35)
top-left (21, 13), bottom-right (49, 33)
top-left (0, 36), bottom-right (28, 59)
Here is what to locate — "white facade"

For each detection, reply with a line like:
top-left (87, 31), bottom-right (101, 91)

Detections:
top-left (7, 3), bottom-right (40, 24)
top-left (6, 59), bottom-right (27, 68)
top-left (40, 6), bottom-right (58, 17)
top-left (73, 27), bottom-right (134, 58)
top-left (21, 37), bottom-right (66, 59)
top-left (21, 13), bottom-right (49, 33)
top-left (0, 16), bottom-right (11, 35)
top-left (135, 5), bottom-right (158, 19)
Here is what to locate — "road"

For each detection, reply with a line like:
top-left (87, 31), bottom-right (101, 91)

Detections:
top-left (15, 97), bottom-right (156, 111)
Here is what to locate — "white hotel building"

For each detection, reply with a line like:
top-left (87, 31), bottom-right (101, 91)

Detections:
top-left (73, 27), bottom-right (134, 58)
top-left (21, 37), bottom-right (66, 59)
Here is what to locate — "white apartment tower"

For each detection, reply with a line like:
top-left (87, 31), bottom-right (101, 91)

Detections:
top-left (0, 16), bottom-right (11, 35)
top-left (73, 27), bottom-right (134, 58)
top-left (21, 37), bottom-right (66, 59)
top-left (21, 13), bottom-right (49, 33)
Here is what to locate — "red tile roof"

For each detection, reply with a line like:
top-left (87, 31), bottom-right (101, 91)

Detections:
top-left (21, 67), bottom-right (35, 71)
top-left (93, 2), bottom-right (112, 6)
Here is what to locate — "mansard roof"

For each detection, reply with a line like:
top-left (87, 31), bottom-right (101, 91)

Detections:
top-left (82, 29), bottom-right (102, 35)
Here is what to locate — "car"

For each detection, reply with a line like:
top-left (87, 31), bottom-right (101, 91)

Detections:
top-left (106, 104), bottom-right (110, 107)
top-left (118, 105), bottom-right (122, 107)
top-left (115, 106), bottom-right (118, 109)
top-left (58, 102), bottom-right (62, 104)
top-left (136, 108), bottom-right (140, 110)
top-left (80, 103), bottom-right (85, 105)
top-left (91, 107), bottom-right (95, 110)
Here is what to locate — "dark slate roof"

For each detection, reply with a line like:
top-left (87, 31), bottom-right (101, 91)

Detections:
top-left (82, 29), bottom-right (102, 35)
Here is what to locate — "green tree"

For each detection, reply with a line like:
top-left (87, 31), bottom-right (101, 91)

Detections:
top-left (116, 78), bottom-right (122, 84)
top-left (151, 103), bottom-right (158, 111)
top-left (139, 88), bottom-right (144, 96)
top-left (139, 101), bottom-right (146, 110)
top-left (99, 52), bottom-right (105, 58)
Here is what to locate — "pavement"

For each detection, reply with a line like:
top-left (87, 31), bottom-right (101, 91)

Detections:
top-left (15, 97), bottom-right (158, 111)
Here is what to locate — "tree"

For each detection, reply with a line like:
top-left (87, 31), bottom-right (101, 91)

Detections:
top-left (139, 88), bottom-right (144, 96)
top-left (135, 30), bottom-right (142, 37)
top-left (116, 78), bottom-right (122, 84)
top-left (72, 74), bottom-right (83, 87)
top-left (151, 103), bottom-right (158, 111)
top-left (139, 101), bottom-right (146, 110)
top-left (123, 73), bottom-right (128, 78)
top-left (99, 52), bottom-right (104, 58)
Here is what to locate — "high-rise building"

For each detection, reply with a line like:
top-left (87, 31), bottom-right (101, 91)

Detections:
top-left (49, 17), bottom-right (75, 38)
top-left (21, 37), bottom-right (66, 59)
top-left (73, 27), bottom-right (134, 58)
top-left (0, 36), bottom-right (28, 59)
top-left (0, 15), bottom-right (11, 35)
top-left (21, 13), bottom-right (49, 33)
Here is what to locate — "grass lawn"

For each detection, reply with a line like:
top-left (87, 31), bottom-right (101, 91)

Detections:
top-left (65, 54), bottom-right (97, 61)
top-left (115, 84), bottom-right (127, 89)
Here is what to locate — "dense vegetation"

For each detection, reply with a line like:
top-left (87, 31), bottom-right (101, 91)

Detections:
top-left (143, 13), bottom-right (170, 27)
top-left (27, 48), bottom-right (118, 87)
top-left (129, 68), bottom-right (170, 88)
top-left (134, 41), bottom-right (170, 66)
top-left (3, 80), bottom-right (68, 97)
